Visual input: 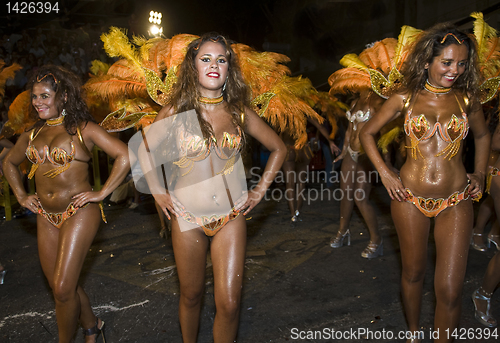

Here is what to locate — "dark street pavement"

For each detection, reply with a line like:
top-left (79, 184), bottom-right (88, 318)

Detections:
top-left (0, 181), bottom-right (499, 342)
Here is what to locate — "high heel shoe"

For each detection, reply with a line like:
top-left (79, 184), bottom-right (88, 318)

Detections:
top-left (330, 229), bottom-right (350, 248)
top-left (472, 288), bottom-right (498, 327)
top-left (487, 234), bottom-right (500, 251)
top-left (291, 210), bottom-right (301, 223)
top-left (471, 232), bottom-right (488, 252)
top-left (0, 269), bottom-right (5, 285)
top-left (361, 240), bottom-right (383, 259)
top-left (82, 317), bottom-right (106, 342)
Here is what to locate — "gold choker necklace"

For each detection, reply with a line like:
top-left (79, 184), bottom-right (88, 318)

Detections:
top-left (199, 94), bottom-right (224, 105)
top-left (424, 80), bottom-right (451, 94)
top-left (46, 116), bottom-right (65, 126)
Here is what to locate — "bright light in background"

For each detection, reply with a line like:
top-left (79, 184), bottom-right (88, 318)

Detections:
top-left (148, 10), bottom-right (163, 37)
top-left (149, 11), bottom-right (162, 25)
top-left (150, 25), bottom-right (163, 36)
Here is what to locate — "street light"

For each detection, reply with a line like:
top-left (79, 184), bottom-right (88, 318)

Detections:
top-left (148, 10), bottom-right (163, 37)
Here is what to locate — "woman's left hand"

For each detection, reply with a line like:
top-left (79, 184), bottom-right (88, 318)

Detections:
top-left (329, 141), bottom-right (341, 156)
top-left (233, 189), bottom-right (264, 216)
top-left (467, 172), bottom-right (485, 201)
top-left (72, 191), bottom-right (104, 208)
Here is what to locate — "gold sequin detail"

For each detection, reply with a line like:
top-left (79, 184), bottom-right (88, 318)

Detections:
top-left (251, 92), bottom-right (276, 117)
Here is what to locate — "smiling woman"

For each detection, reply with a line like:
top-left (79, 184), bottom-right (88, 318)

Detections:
top-left (360, 23), bottom-right (489, 343)
top-left (196, 41), bottom-right (229, 96)
top-left (138, 33), bottom-right (286, 342)
top-left (2, 65), bottom-right (131, 343)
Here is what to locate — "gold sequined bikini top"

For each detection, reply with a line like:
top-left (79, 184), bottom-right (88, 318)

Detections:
top-left (174, 126), bottom-right (243, 176)
top-left (25, 125), bottom-right (91, 178)
top-left (403, 92), bottom-right (469, 160)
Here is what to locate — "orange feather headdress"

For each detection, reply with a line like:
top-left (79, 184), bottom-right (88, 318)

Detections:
top-left (90, 27), bottom-right (323, 148)
top-left (328, 25), bottom-right (421, 99)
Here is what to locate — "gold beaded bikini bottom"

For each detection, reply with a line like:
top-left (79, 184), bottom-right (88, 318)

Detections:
top-left (404, 183), bottom-right (475, 218)
top-left (38, 202), bottom-right (106, 228)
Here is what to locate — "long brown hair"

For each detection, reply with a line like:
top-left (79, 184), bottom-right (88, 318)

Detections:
top-left (167, 32), bottom-right (250, 140)
top-left (402, 23), bottom-right (480, 100)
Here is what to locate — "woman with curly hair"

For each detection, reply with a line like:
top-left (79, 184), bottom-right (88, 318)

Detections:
top-left (360, 24), bottom-right (490, 342)
top-left (139, 33), bottom-right (285, 342)
top-left (3, 65), bottom-right (130, 342)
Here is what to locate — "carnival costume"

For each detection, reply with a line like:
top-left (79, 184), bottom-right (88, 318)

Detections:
top-left (403, 91), bottom-right (469, 161)
top-left (84, 28), bottom-right (333, 235)
top-left (405, 183), bottom-right (471, 218)
top-left (25, 115), bottom-right (107, 227)
top-left (381, 12), bottom-right (500, 213)
top-left (328, 33), bottom-right (411, 163)
top-left (377, 12), bottom-right (500, 154)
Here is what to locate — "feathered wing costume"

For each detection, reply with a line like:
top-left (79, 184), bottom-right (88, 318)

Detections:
top-left (472, 12), bottom-right (500, 105)
top-left (327, 30), bottom-right (420, 99)
top-left (0, 61), bottom-right (25, 140)
top-left (88, 27), bottom-right (324, 148)
top-left (328, 28), bottom-right (421, 154)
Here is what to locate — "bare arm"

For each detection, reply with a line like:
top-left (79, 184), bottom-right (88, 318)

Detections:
top-left (0, 138), bottom-right (14, 149)
top-left (72, 122), bottom-right (131, 207)
top-left (467, 100), bottom-right (490, 197)
top-left (307, 117), bottom-right (340, 155)
top-left (2, 132), bottom-right (40, 211)
top-left (137, 106), bottom-right (183, 219)
top-left (360, 93), bottom-right (406, 201)
top-left (334, 121), bottom-right (352, 163)
top-left (235, 107), bottom-right (286, 215)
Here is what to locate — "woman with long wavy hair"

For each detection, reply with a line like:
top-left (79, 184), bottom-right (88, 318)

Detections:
top-left (3, 65), bottom-right (130, 342)
top-left (360, 24), bottom-right (490, 342)
top-left (139, 33), bottom-right (285, 342)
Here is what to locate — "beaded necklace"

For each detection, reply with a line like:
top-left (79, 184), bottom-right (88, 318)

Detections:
top-left (199, 94), bottom-right (224, 105)
top-left (46, 116), bottom-right (65, 126)
top-left (424, 79), bottom-right (451, 94)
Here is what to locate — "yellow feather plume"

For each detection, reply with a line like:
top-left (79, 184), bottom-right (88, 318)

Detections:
top-left (339, 54), bottom-right (368, 70)
top-left (394, 25), bottom-right (422, 69)
top-left (471, 12), bottom-right (500, 103)
top-left (89, 60), bottom-right (110, 77)
top-left (472, 12), bottom-right (498, 61)
top-left (101, 27), bottom-right (142, 71)
top-left (377, 127), bottom-right (402, 154)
